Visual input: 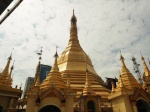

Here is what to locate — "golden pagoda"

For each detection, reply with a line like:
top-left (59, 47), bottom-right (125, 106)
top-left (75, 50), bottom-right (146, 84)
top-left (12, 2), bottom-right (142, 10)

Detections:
top-left (108, 53), bottom-right (150, 112)
top-left (25, 10), bottom-right (150, 112)
top-left (119, 53), bottom-right (140, 89)
top-left (40, 50), bottom-right (65, 91)
top-left (57, 10), bottom-right (110, 99)
top-left (26, 10), bottom-right (111, 112)
top-left (0, 54), bottom-right (12, 86)
top-left (0, 54), bottom-right (22, 112)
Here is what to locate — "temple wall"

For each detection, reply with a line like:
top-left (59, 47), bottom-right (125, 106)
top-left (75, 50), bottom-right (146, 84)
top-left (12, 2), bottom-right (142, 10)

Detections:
top-left (0, 96), bottom-right (10, 109)
top-left (111, 95), bottom-right (133, 112)
top-left (39, 97), bottom-right (61, 110)
top-left (26, 96), bottom-right (36, 112)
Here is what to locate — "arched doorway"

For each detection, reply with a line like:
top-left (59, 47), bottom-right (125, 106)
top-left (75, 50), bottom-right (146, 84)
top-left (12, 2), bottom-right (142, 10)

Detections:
top-left (0, 106), bottom-right (3, 112)
top-left (87, 100), bottom-right (95, 112)
top-left (137, 99), bottom-right (150, 112)
top-left (39, 105), bottom-right (61, 112)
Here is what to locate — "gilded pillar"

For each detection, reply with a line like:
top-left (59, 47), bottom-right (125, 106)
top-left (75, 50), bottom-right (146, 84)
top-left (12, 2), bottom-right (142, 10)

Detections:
top-left (66, 95), bottom-right (74, 112)
top-left (34, 103), bottom-right (39, 112)
top-left (132, 102), bottom-right (138, 112)
top-left (26, 96), bottom-right (36, 112)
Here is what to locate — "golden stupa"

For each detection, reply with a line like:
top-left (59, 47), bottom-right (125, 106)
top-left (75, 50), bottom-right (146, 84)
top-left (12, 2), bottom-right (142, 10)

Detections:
top-left (25, 10), bottom-right (150, 112)
top-left (0, 54), bottom-right (12, 86)
top-left (56, 10), bottom-right (110, 99)
top-left (40, 51), bottom-right (65, 91)
top-left (39, 10), bottom-right (110, 99)
top-left (119, 54), bottom-right (139, 89)
top-left (0, 54), bottom-right (22, 112)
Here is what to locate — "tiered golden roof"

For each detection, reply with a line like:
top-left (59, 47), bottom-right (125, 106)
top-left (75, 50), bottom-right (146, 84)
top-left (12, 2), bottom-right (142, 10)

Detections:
top-left (0, 54), bottom-right (13, 87)
top-left (40, 51), bottom-right (65, 91)
top-left (57, 10), bottom-right (110, 99)
top-left (119, 53), bottom-right (139, 89)
top-left (109, 55), bottom-right (140, 100)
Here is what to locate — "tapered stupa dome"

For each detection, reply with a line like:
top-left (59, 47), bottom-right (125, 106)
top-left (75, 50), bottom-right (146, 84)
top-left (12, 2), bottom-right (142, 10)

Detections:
top-left (56, 11), bottom-right (109, 99)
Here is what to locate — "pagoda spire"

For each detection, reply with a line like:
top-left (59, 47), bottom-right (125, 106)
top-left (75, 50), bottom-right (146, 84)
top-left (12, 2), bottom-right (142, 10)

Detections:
top-left (71, 9), bottom-right (77, 27)
top-left (35, 73), bottom-right (40, 86)
top-left (34, 47), bottom-right (42, 85)
top-left (1, 53), bottom-right (12, 76)
top-left (51, 46), bottom-right (59, 72)
top-left (118, 51), bottom-right (139, 89)
top-left (0, 52), bottom-right (13, 86)
top-left (40, 47), bottom-right (65, 90)
top-left (69, 9), bottom-right (79, 43)
top-left (9, 60), bottom-right (15, 78)
top-left (34, 62), bottom-right (41, 86)
top-left (6, 60), bottom-right (15, 86)
top-left (83, 69), bottom-right (95, 95)
top-left (141, 54), bottom-right (150, 76)
top-left (119, 51), bottom-right (130, 73)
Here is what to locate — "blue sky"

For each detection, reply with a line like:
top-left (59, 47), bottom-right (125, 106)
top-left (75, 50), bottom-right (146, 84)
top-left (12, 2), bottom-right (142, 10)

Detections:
top-left (0, 0), bottom-right (150, 89)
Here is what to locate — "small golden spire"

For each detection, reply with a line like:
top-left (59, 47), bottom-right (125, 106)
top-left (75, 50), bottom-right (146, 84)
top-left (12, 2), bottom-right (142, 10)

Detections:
top-left (119, 51), bottom-right (130, 73)
top-left (51, 46), bottom-right (59, 72)
top-left (118, 52), bottom-right (140, 90)
top-left (70, 9), bottom-right (78, 38)
top-left (35, 74), bottom-right (40, 86)
top-left (40, 48), bottom-right (65, 90)
top-left (1, 53), bottom-right (12, 76)
top-left (141, 53), bottom-right (150, 76)
top-left (119, 50), bottom-right (125, 67)
top-left (71, 9), bottom-right (77, 26)
top-left (0, 50), bottom-right (14, 87)
top-left (9, 60), bottom-right (15, 78)
top-left (5, 60), bottom-right (15, 86)
top-left (83, 69), bottom-right (95, 95)
top-left (34, 47), bottom-right (42, 85)
top-left (54, 46), bottom-right (58, 58)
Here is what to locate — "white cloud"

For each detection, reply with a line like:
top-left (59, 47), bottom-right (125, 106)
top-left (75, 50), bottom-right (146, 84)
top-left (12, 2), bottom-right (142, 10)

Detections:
top-left (0, 0), bottom-right (150, 89)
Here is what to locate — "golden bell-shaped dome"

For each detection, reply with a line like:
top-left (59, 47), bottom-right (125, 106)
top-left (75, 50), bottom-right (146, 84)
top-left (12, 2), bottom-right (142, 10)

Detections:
top-left (56, 10), bottom-right (108, 99)
top-left (57, 11), bottom-right (97, 75)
